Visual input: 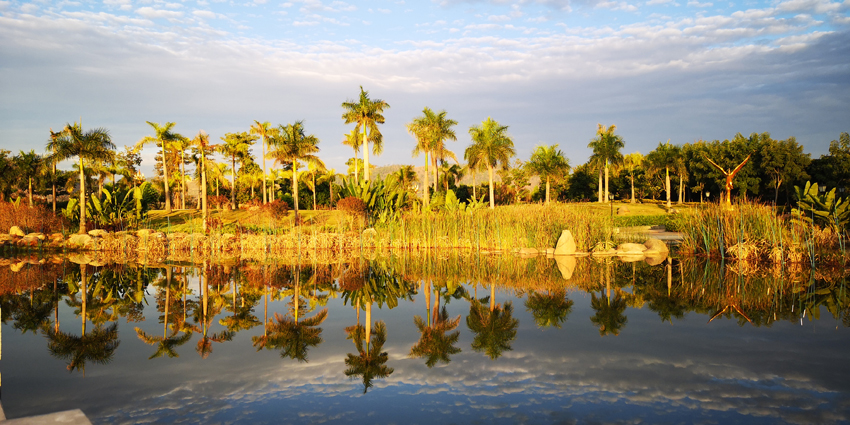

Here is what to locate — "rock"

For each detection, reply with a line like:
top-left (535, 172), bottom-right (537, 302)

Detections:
top-left (617, 206), bottom-right (630, 216)
top-left (67, 234), bottom-right (94, 250)
top-left (69, 253), bottom-right (94, 265)
top-left (25, 232), bottom-right (46, 240)
top-left (10, 262), bottom-right (25, 272)
top-left (88, 229), bottom-right (108, 237)
top-left (591, 248), bottom-right (617, 256)
top-left (362, 228), bottom-right (377, 237)
top-left (545, 247), bottom-right (555, 256)
top-left (554, 230), bottom-right (576, 256)
top-left (644, 238), bottom-right (669, 253)
top-left (617, 242), bottom-right (647, 253)
top-left (136, 229), bottom-right (154, 237)
top-left (645, 252), bottom-right (668, 266)
top-left (50, 233), bottom-right (65, 241)
top-left (17, 236), bottom-right (40, 247)
top-left (9, 226), bottom-right (25, 237)
top-left (555, 256), bottom-right (576, 280)
top-left (617, 253), bottom-right (645, 262)
top-left (518, 247), bottom-right (539, 256)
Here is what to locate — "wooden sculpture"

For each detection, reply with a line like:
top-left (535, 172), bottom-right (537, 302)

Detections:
top-left (703, 153), bottom-right (752, 207)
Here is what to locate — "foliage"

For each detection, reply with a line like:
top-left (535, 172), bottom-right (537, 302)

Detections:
top-left (338, 177), bottom-right (415, 222)
top-left (337, 196), bottom-right (366, 217)
top-left (793, 181), bottom-right (850, 233)
top-left (63, 182), bottom-right (156, 230)
top-left (262, 200), bottom-right (290, 216)
top-left (0, 201), bottom-right (67, 233)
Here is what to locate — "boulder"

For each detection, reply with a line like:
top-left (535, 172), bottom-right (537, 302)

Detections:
top-left (644, 238), bottom-right (669, 253)
top-left (645, 252), bottom-right (668, 266)
top-left (545, 247), bottom-right (555, 256)
top-left (617, 206), bottom-right (630, 216)
top-left (136, 229), bottom-right (154, 237)
top-left (67, 234), bottom-right (94, 250)
top-left (17, 236), bottom-right (40, 247)
top-left (9, 226), bottom-right (25, 237)
top-left (617, 253), bottom-right (645, 262)
top-left (591, 248), bottom-right (617, 256)
top-left (617, 242), bottom-right (647, 253)
top-left (25, 233), bottom-right (46, 240)
top-left (554, 256), bottom-right (576, 280)
top-left (50, 233), bottom-right (65, 241)
top-left (69, 253), bottom-right (94, 265)
top-left (553, 230), bottom-right (576, 256)
top-left (88, 229), bottom-right (108, 238)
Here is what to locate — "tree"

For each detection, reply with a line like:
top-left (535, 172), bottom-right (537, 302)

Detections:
top-left (47, 122), bottom-right (114, 233)
top-left (526, 144), bottom-right (570, 205)
top-left (409, 108), bottom-right (458, 198)
top-left (622, 152), bottom-right (643, 204)
top-left (268, 121), bottom-right (323, 222)
top-left (466, 296), bottom-right (519, 360)
top-left (760, 136), bottom-right (810, 206)
top-left (390, 165), bottom-right (418, 194)
top-left (190, 131), bottom-right (214, 229)
top-left (250, 121), bottom-right (277, 205)
top-left (410, 306), bottom-right (461, 367)
top-left (466, 118), bottom-right (516, 209)
top-left (344, 321), bottom-right (393, 393)
top-left (317, 168), bottom-right (340, 206)
top-left (217, 132), bottom-right (257, 210)
top-left (341, 86), bottom-right (390, 182)
top-left (645, 141), bottom-right (684, 208)
top-left (137, 122), bottom-right (184, 214)
top-left (14, 150), bottom-right (43, 207)
top-left (808, 132), bottom-right (850, 193)
top-left (588, 124), bottom-right (625, 203)
top-left (524, 290), bottom-right (573, 328)
top-left (342, 129), bottom-right (363, 183)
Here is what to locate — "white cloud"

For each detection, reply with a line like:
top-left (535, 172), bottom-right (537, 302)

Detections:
top-left (135, 6), bottom-right (184, 18)
top-left (377, 7), bottom-right (391, 13)
top-left (487, 14), bottom-right (510, 22)
top-left (687, 0), bottom-right (712, 7)
top-left (20, 3), bottom-right (39, 13)
top-left (103, 0), bottom-right (133, 11)
top-left (647, 0), bottom-right (676, 5)
top-left (597, 1), bottom-right (639, 11)
top-left (192, 9), bottom-right (217, 18)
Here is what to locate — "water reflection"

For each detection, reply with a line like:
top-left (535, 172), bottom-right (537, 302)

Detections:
top-left (0, 253), bottom-right (848, 423)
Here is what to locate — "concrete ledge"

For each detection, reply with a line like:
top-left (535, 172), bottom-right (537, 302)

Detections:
top-left (1, 409), bottom-right (91, 425)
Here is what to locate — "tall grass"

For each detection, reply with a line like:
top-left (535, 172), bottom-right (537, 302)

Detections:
top-left (374, 204), bottom-right (613, 252)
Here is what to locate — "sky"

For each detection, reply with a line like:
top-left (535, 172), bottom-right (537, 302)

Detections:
top-left (1, 0), bottom-right (849, 176)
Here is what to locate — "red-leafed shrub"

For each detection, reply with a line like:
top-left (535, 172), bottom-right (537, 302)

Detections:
top-left (262, 200), bottom-right (290, 217)
top-left (0, 202), bottom-right (68, 234)
top-left (337, 197), bottom-right (366, 217)
top-left (208, 196), bottom-right (229, 209)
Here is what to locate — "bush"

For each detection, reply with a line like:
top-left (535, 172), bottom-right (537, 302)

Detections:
top-left (208, 196), bottom-right (229, 209)
top-left (262, 200), bottom-right (290, 216)
top-left (337, 196), bottom-right (366, 216)
top-left (0, 201), bottom-right (68, 234)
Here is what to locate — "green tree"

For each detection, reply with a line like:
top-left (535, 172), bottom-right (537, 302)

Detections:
top-left (809, 132), bottom-right (850, 192)
top-left (526, 144), bottom-right (570, 205)
top-left (410, 306), bottom-right (461, 367)
top-left (250, 121), bottom-right (277, 205)
top-left (268, 121), bottom-right (323, 222)
top-left (136, 122), bottom-right (184, 214)
top-left (217, 131), bottom-right (257, 210)
top-left (760, 136), bottom-right (810, 206)
top-left (342, 129), bottom-right (363, 183)
top-left (622, 152), bottom-right (643, 204)
top-left (524, 290), bottom-right (573, 328)
top-left (190, 131), bottom-right (214, 228)
top-left (466, 295), bottom-right (519, 360)
top-left (14, 150), bottom-right (43, 207)
top-left (47, 122), bottom-right (114, 233)
top-left (341, 86), bottom-right (390, 182)
top-left (645, 141), bottom-right (684, 208)
top-left (587, 124), bottom-right (625, 203)
top-left (466, 117), bottom-right (516, 209)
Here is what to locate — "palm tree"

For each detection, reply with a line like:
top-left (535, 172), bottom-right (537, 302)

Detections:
top-left (590, 292), bottom-right (628, 336)
top-left (409, 108), bottom-right (458, 205)
top-left (191, 131), bottom-right (213, 228)
top-left (622, 152), bottom-right (644, 204)
top-left (466, 118), bottom-right (516, 209)
top-left (14, 150), bottom-right (43, 207)
top-left (45, 323), bottom-right (120, 374)
top-left (524, 290), bottom-right (573, 328)
top-left (47, 122), bottom-right (114, 233)
top-left (341, 86), bottom-right (390, 182)
top-left (439, 162), bottom-right (464, 192)
top-left (526, 144), bottom-right (570, 205)
top-left (342, 129), bottom-right (363, 183)
top-left (645, 141), bottom-right (684, 208)
top-left (344, 321), bottom-right (393, 393)
top-left (48, 128), bottom-right (61, 212)
top-left (268, 121), bottom-right (323, 222)
top-left (217, 132), bottom-right (257, 210)
top-left (265, 308), bottom-right (328, 362)
top-left (250, 121), bottom-right (277, 205)
top-left (587, 124), bottom-right (625, 204)
top-left (466, 295), bottom-right (519, 360)
top-left (317, 168), bottom-right (339, 206)
top-left (410, 291), bottom-right (461, 367)
top-left (137, 121), bottom-right (184, 214)
top-left (390, 165), bottom-right (417, 193)
top-left (301, 161), bottom-right (326, 210)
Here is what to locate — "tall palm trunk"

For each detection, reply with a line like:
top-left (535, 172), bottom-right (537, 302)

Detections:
top-left (678, 175), bottom-right (683, 204)
top-left (52, 144), bottom-right (57, 213)
top-left (472, 169), bottom-right (476, 200)
top-left (362, 126), bottom-right (370, 182)
top-left (162, 144), bottom-right (171, 214)
top-left (28, 177), bottom-right (33, 206)
top-left (365, 302), bottom-right (372, 348)
top-left (604, 162), bottom-right (610, 203)
top-left (262, 136), bottom-right (267, 205)
top-left (630, 175), bottom-right (635, 204)
top-left (597, 168), bottom-right (603, 203)
top-left (312, 173), bottom-right (317, 210)
top-left (181, 150), bottom-right (187, 210)
top-left (665, 167), bottom-right (671, 208)
top-left (79, 158), bottom-right (86, 234)
top-left (231, 155), bottom-right (237, 210)
top-left (80, 264), bottom-right (87, 335)
top-left (201, 152), bottom-right (208, 230)
top-left (490, 283), bottom-right (495, 312)
top-left (487, 164), bottom-right (495, 209)
top-left (292, 160), bottom-right (300, 222)
top-left (423, 153), bottom-right (430, 208)
top-left (545, 176), bottom-right (550, 205)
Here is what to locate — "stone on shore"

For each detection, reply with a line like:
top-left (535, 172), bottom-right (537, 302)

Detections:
top-left (645, 252), bottom-right (668, 266)
top-left (617, 206), bottom-right (630, 216)
top-left (67, 234), bottom-right (94, 250)
top-left (9, 226), bottom-right (25, 237)
top-left (554, 230), bottom-right (576, 256)
top-left (25, 232), bottom-right (45, 240)
top-left (519, 247), bottom-right (539, 256)
top-left (617, 243), bottom-right (647, 254)
top-left (88, 229), bottom-right (108, 238)
top-left (644, 238), bottom-right (669, 253)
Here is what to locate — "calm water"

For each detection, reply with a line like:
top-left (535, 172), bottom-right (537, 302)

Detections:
top-left (1, 253), bottom-right (849, 424)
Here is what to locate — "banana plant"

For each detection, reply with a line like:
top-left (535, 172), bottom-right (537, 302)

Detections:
top-left (339, 177), bottom-right (415, 222)
top-left (793, 181), bottom-right (850, 233)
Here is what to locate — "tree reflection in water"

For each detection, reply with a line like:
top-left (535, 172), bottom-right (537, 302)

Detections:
top-left (467, 283), bottom-right (519, 360)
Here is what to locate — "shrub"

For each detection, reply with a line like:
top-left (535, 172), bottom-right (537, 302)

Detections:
top-left (208, 196), bottom-right (229, 209)
top-left (337, 196), bottom-right (366, 217)
top-left (262, 200), bottom-right (290, 216)
top-left (0, 201), bottom-right (68, 234)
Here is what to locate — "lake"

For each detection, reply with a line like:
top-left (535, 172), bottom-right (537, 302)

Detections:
top-left (1, 252), bottom-right (848, 424)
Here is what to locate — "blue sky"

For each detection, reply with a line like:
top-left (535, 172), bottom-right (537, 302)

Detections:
top-left (1, 0), bottom-right (848, 176)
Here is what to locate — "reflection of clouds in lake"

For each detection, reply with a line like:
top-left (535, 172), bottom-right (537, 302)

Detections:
top-left (95, 350), bottom-right (848, 424)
